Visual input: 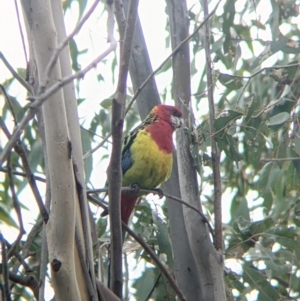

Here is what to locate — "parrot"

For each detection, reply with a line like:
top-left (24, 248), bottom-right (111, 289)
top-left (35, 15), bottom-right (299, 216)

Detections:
top-left (102, 104), bottom-right (183, 228)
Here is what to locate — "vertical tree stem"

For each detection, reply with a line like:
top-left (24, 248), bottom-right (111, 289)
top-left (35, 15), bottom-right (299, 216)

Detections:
top-left (1, 237), bottom-right (11, 301)
top-left (201, 0), bottom-right (223, 251)
top-left (108, 0), bottom-right (139, 297)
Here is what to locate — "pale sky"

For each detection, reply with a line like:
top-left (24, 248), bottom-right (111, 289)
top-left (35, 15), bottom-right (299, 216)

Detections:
top-left (1, 0), bottom-right (299, 300)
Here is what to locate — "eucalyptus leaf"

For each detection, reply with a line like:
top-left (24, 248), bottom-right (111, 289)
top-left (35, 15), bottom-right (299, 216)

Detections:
top-left (218, 73), bottom-right (243, 90)
top-left (266, 112), bottom-right (290, 126)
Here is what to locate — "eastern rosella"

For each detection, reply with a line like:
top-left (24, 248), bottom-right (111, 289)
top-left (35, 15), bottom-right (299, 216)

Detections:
top-left (102, 104), bottom-right (183, 227)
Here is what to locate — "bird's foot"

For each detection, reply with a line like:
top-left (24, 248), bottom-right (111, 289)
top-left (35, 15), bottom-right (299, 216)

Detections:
top-left (153, 188), bottom-right (164, 199)
top-left (130, 183), bottom-right (140, 195)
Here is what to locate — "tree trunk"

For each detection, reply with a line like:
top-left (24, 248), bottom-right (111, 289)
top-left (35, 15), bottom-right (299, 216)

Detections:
top-left (20, 0), bottom-right (97, 300)
top-left (166, 0), bottom-right (227, 300)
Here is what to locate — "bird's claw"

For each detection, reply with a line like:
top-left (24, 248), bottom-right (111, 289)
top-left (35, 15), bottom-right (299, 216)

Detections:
top-left (153, 188), bottom-right (164, 199)
top-left (131, 183), bottom-right (140, 194)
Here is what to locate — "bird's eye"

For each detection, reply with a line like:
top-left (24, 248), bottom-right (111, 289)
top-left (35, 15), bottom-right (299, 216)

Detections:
top-left (172, 109), bottom-right (181, 117)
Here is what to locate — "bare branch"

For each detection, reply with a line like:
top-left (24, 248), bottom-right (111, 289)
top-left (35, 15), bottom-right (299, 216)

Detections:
top-left (41, 0), bottom-right (100, 93)
top-left (14, 0), bottom-right (28, 64)
top-left (108, 0), bottom-right (139, 297)
top-left (83, 2), bottom-right (219, 160)
top-left (11, 219), bottom-right (43, 275)
top-left (1, 236), bottom-right (11, 301)
top-left (125, 3), bottom-right (219, 114)
top-left (202, 0), bottom-right (223, 252)
top-left (0, 85), bottom-right (18, 125)
top-left (87, 187), bottom-right (215, 240)
top-left (7, 155), bottom-right (25, 235)
top-left (5, 239), bottom-right (31, 272)
top-left (74, 227), bottom-right (101, 301)
top-left (0, 168), bottom-right (46, 182)
top-left (72, 160), bottom-right (98, 299)
top-left (0, 2), bottom-right (117, 167)
top-left (87, 194), bottom-right (108, 211)
top-left (0, 117), bottom-right (48, 222)
top-left (0, 52), bottom-right (32, 92)
top-left (234, 63), bottom-right (300, 80)
top-left (260, 157), bottom-right (300, 162)
top-left (164, 192), bottom-right (215, 239)
top-left (83, 131), bottom-right (111, 160)
top-left (9, 272), bottom-right (39, 301)
top-left (123, 224), bottom-right (187, 301)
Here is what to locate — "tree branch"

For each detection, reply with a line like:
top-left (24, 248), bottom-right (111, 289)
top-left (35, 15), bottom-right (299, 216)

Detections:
top-left (260, 157), bottom-right (300, 162)
top-left (1, 235), bottom-right (11, 301)
top-left (108, 0), bottom-right (139, 297)
top-left (83, 3), bottom-right (219, 160)
top-left (0, 53), bottom-right (32, 92)
top-left (123, 224), bottom-right (187, 301)
top-left (0, 2), bottom-right (117, 167)
top-left (0, 116), bottom-right (48, 223)
top-left (7, 155), bottom-right (25, 235)
top-left (11, 219), bottom-right (43, 274)
top-left (14, 0), bottom-right (28, 64)
top-left (0, 167), bottom-right (46, 182)
top-left (87, 187), bottom-right (215, 237)
top-left (125, 3), bottom-right (219, 114)
top-left (202, 0), bottom-right (223, 252)
top-left (9, 272), bottom-right (39, 301)
top-left (40, 0), bottom-right (100, 94)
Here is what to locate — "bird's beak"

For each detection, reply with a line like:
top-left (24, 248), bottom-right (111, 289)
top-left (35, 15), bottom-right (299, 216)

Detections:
top-left (171, 116), bottom-right (184, 129)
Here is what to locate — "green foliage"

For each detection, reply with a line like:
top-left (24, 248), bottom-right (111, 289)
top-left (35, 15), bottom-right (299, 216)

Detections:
top-left (2, 0), bottom-right (300, 300)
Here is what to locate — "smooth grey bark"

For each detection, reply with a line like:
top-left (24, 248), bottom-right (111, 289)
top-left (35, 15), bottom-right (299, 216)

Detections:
top-left (163, 153), bottom-right (202, 301)
top-left (118, 0), bottom-right (159, 116)
top-left (51, 1), bottom-right (98, 298)
top-left (121, 1), bottom-right (202, 300)
top-left (21, 0), bottom-right (81, 299)
top-left (166, 0), bottom-right (226, 300)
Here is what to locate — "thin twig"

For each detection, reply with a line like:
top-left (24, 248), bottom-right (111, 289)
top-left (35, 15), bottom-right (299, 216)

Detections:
top-left (260, 157), bottom-right (300, 162)
top-left (0, 17), bottom-right (117, 167)
top-left (84, 0), bottom-right (219, 160)
top-left (202, 0), bottom-right (223, 251)
top-left (125, 3), bottom-right (219, 115)
top-left (7, 155), bottom-right (25, 235)
top-left (233, 63), bottom-right (300, 79)
top-left (236, 63), bottom-right (300, 107)
top-left (0, 85), bottom-right (17, 124)
top-left (75, 227), bottom-right (99, 301)
top-left (40, 0), bottom-right (100, 94)
top-left (123, 224), bottom-right (187, 301)
top-left (14, 0), bottom-right (28, 64)
top-left (7, 232), bottom-right (25, 261)
top-left (88, 194), bottom-right (108, 211)
top-left (15, 140), bottom-right (48, 222)
top-left (0, 52), bottom-right (32, 92)
top-left (88, 192), bottom-right (199, 301)
top-left (1, 235), bottom-right (11, 301)
top-left (83, 131), bottom-right (111, 160)
top-left (9, 272), bottom-right (39, 300)
top-left (0, 117), bottom-right (48, 223)
top-left (72, 159), bottom-right (98, 299)
top-left (87, 187), bottom-right (215, 239)
top-left (0, 167), bottom-right (46, 182)
top-left (164, 192), bottom-right (215, 239)
top-left (145, 273), bottom-right (161, 301)
top-left (11, 219), bottom-right (43, 275)
top-left (108, 0), bottom-right (139, 297)
top-left (5, 239), bottom-right (32, 272)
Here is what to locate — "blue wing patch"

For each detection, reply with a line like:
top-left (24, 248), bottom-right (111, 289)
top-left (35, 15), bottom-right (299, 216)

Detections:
top-left (122, 128), bottom-right (139, 175)
top-left (122, 148), bottom-right (133, 175)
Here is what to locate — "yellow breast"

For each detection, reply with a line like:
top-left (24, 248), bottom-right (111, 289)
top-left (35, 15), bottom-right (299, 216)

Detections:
top-left (122, 129), bottom-right (173, 189)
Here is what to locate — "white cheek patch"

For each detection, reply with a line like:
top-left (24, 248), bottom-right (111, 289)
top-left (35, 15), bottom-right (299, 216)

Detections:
top-left (171, 116), bottom-right (184, 129)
